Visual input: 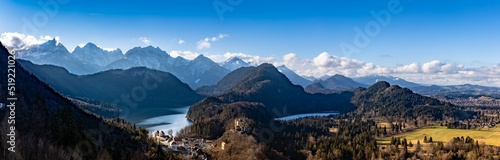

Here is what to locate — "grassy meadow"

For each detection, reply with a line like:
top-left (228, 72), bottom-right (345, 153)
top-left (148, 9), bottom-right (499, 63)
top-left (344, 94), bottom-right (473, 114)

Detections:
top-left (378, 125), bottom-right (500, 146)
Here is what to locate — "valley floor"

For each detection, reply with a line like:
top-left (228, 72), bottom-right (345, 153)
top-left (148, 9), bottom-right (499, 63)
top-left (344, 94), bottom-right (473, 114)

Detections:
top-left (378, 125), bottom-right (500, 146)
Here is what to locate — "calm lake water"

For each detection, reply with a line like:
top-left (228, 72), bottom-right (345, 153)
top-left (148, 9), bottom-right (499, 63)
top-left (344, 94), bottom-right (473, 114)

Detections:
top-left (137, 106), bottom-right (191, 135)
top-left (138, 106), bottom-right (338, 134)
top-left (275, 112), bottom-right (338, 121)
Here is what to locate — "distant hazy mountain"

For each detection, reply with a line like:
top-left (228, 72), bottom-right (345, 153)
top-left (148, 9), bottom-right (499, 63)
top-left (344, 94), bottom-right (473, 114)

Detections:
top-left (412, 84), bottom-right (500, 97)
top-left (353, 75), bottom-right (422, 88)
top-left (220, 57), bottom-right (251, 71)
top-left (72, 42), bottom-right (123, 67)
top-left (0, 43), bottom-right (146, 159)
top-left (15, 38), bottom-right (66, 62)
top-left (351, 75), bottom-right (499, 97)
top-left (19, 60), bottom-right (203, 122)
top-left (14, 39), bottom-right (99, 74)
top-left (196, 66), bottom-right (256, 96)
top-left (15, 41), bottom-right (230, 89)
top-left (305, 74), bottom-right (368, 94)
top-left (105, 46), bottom-right (175, 70)
top-left (276, 65), bottom-right (312, 87)
top-left (106, 47), bottom-right (229, 89)
top-left (180, 55), bottom-right (231, 88)
top-left (190, 63), bottom-right (356, 119)
top-left (302, 75), bottom-right (317, 82)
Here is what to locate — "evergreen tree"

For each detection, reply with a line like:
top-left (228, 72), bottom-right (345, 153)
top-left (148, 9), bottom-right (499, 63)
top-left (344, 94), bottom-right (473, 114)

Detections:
top-left (383, 126), bottom-right (387, 135)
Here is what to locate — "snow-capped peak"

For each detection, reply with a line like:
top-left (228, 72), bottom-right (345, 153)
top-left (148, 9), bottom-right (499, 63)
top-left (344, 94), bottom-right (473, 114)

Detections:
top-left (83, 42), bottom-right (98, 48)
top-left (221, 57), bottom-right (250, 71)
top-left (74, 42), bottom-right (121, 53)
top-left (194, 54), bottom-right (211, 61)
top-left (20, 38), bottom-right (69, 57)
top-left (39, 38), bottom-right (64, 48)
top-left (126, 46), bottom-right (170, 57)
top-left (72, 42), bottom-right (123, 67)
top-left (223, 57), bottom-right (244, 64)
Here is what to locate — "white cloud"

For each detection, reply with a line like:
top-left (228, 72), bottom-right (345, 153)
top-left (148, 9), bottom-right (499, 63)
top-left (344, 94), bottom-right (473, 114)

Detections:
top-left (178, 39), bottom-right (185, 45)
top-left (139, 37), bottom-right (151, 45)
top-left (311, 52), bottom-right (366, 70)
top-left (278, 53), bottom-right (318, 74)
top-left (196, 34), bottom-right (228, 50)
top-left (473, 64), bottom-right (500, 75)
top-left (283, 53), bottom-right (300, 67)
top-left (277, 52), bottom-right (474, 81)
top-left (441, 63), bottom-right (464, 74)
top-left (421, 60), bottom-right (464, 74)
top-left (201, 51), bottom-right (476, 86)
top-left (313, 52), bottom-right (338, 67)
top-left (169, 50), bottom-right (200, 60)
top-left (273, 52), bottom-right (500, 86)
top-left (394, 63), bottom-right (421, 73)
top-left (304, 52), bottom-right (380, 77)
top-left (422, 60), bottom-right (443, 73)
top-left (197, 39), bottom-right (211, 50)
top-left (0, 32), bottom-right (60, 50)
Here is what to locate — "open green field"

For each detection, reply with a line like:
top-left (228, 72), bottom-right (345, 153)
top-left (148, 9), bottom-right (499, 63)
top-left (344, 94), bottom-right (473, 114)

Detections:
top-left (378, 125), bottom-right (500, 146)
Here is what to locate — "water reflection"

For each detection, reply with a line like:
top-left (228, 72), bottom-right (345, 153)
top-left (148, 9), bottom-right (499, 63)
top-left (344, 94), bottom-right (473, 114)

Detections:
top-left (137, 106), bottom-right (191, 135)
top-left (275, 112), bottom-right (338, 121)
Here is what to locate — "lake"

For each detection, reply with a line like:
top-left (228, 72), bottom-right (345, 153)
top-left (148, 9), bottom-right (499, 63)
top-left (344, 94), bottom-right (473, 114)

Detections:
top-left (275, 112), bottom-right (338, 121)
top-left (137, 107), bottom-right (338, 134)
top-left (137, 106), bottom-right (191, 135)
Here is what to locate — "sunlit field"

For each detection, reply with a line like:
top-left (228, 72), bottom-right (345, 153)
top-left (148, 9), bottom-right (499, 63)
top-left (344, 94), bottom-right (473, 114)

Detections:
top-left (378, 125), bottom-right (500, 146)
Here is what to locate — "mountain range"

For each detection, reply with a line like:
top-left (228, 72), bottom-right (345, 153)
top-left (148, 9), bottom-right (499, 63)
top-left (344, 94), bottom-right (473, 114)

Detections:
top-left (12, 40), bottom-right (500, 96)
top-left (15, 39), bottom-right (100, 75)
top-left (305, 74), bottom-right (368, 94)
top-left (18, 59), bottom-right (203, 123)
top-left (73, 42), bottom-right (124, 68)
top-left (353, 75), bottom-right (500, 97)
top-left (15, 41), bottom-right (230, 89)
top-left (220, 57), bottom-right (251, 71)
top-left (352, 75), bottom-right (422, 88)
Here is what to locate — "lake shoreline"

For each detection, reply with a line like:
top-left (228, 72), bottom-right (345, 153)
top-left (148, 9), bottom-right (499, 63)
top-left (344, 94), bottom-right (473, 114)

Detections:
top-left (275, 112), bottom-right (339, 121)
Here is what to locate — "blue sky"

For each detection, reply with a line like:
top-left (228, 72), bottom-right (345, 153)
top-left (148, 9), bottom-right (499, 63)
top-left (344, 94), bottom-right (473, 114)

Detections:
top-left (1, 0), bottom-right (500, 86)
